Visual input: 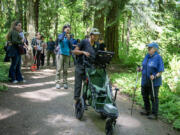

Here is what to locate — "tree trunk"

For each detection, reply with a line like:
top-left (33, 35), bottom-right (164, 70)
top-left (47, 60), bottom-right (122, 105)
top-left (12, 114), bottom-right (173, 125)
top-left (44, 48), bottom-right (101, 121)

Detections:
top-left (105, 0), bottom-right (129, 61)
top-left (54, 15), bottom-right (59, 39)
top-left (126, 15), bottom-right (131, 54)
top-left (26, 0), bottom-right (36, 48)
top-left (105, 1), bottom-right (119, 61)
top-left (122, 17), bottom-right (125, 48)
top-left (34, 0), bottom-right (40, 32)
top-left (23, 0), bottom-right (27, 32)
top-left (94, 9), bottom-right (105, 38)
top-left (15, 0), bottom-right (23, 27)
top-left (70, 10), bottom-right (73, 28)
top-left (159, 0), bottom-right (164, 12)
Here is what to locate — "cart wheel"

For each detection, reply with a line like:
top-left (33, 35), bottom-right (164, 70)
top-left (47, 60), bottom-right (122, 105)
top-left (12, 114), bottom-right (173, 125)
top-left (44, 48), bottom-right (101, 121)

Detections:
top-left (100, 113), bottom-right (107, 119)
top-left (75, 97), bottom-right (84, 120)
top-left (105, 118), bottom-right (113, 135)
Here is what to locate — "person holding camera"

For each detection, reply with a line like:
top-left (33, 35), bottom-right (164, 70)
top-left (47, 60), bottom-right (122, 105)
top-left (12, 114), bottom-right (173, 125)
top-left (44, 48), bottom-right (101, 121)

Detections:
top-left (55, 25), bottom-right (72, 89)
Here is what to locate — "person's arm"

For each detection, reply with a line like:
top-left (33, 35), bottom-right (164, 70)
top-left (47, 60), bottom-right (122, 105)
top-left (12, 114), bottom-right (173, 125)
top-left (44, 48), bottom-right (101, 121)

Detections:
top-left (73, 46), bottom-right (90, 57)
top-left (72, 40), bottom-right (90, 57)
top-left (11, 31), bottom-right (22, 45)
top-left (150, 55), bottom-right (164, 80)
top-left (58, 32), bottom-right (66, 42)
top-left (155, 56), bottom-right (164, 78)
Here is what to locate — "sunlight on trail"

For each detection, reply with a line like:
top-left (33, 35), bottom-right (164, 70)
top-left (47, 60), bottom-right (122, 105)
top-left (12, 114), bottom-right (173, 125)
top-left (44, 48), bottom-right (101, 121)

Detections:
top-left (29, 129), bottom-right (40, 135)
top-left (0, 108), bottom-right (19, 120)
top-left (8, 81), bottom-right (55, 89)
top-left (44, 114), bottom-right (84, 128)
top-left (117, 114), bottom-right (141, 128)
top-left (15, 88), bottom-right (69, 102)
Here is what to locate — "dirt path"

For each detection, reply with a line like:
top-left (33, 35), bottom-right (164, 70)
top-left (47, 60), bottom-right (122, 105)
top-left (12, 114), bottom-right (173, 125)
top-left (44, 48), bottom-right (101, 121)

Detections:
top-left (0, 67), bottom-right (179, 135)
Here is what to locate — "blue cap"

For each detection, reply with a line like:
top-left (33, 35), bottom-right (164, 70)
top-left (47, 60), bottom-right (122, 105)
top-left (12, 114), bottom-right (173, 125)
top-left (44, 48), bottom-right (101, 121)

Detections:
top-left (147, 42), bottom-right (159, 49)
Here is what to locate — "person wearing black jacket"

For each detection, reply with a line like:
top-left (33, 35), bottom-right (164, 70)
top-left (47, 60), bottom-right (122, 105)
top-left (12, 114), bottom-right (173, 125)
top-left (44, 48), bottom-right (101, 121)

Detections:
top-left (72, 28), bottom-right (100, 106)
top-left (46, 37), bottom-right (56, 66)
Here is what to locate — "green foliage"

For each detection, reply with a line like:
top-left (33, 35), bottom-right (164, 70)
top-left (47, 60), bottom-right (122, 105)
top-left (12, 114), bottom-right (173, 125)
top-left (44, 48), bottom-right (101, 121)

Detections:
top-left (0, 62), bottom-right (9, 82)
top-left (0, 84), bottom-right (8, 92)
top-left (0, 62), bottom-right (9, 92)
top-left (173, 118), bottom-right (180, 131)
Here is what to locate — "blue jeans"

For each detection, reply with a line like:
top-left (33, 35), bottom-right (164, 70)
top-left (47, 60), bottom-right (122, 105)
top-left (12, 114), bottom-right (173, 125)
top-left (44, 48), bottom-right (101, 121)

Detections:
top-left (9, 55), bottom-right (23, 82)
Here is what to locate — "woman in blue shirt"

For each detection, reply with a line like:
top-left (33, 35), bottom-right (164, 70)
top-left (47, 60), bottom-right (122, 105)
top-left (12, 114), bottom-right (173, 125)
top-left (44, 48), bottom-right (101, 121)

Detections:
top-left (55, 25), bottom-right (72, 89)
top-left (138, 42), bottom-right (164, 119)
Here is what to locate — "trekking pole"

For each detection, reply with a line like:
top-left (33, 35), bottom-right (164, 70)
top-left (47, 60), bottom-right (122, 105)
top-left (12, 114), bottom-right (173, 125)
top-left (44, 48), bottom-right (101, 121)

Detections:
top-left (150, 73), bottom-right (155, 102)
top-left (131, 66), bottom-right (140, 116)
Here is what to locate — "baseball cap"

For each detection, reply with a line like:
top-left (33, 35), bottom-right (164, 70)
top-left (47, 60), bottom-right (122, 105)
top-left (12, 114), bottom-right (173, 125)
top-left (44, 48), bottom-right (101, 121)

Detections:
top-left (147, 42), bottom-right (159, 49)
top-left (90, 28), bottom-right (100, 35)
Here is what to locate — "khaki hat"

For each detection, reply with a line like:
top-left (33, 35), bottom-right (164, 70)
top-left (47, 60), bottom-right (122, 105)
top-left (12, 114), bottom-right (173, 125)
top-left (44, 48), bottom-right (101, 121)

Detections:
top-left (90, 28), bottom-right (100, 35)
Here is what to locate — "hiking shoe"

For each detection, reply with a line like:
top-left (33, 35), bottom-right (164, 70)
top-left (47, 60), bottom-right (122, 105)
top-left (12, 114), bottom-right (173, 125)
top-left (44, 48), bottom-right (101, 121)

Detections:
top-left (148, 114), bottom-right (158, 120)
top-left (12, 80), bottom-right (18, 84)
top-left (140, 111), bottom-right (150, 116)
top-left (56, 84), bottom-right (61, 89)
top-left (64, 84), bottom-right (68, 89)
top-left (19, 80), bottom-right (26, 83)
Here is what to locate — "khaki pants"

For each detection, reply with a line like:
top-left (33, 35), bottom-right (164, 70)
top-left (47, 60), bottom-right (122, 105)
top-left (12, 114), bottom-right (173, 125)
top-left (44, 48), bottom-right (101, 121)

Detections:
top-left (47, 50), bottom-right (55, 66)
top-left (55, 54), bottom-right (69, 84)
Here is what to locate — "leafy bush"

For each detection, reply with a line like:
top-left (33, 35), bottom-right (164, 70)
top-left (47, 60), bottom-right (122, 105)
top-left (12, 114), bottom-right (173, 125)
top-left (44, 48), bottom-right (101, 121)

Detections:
top-left (0, 62), bottom-right (9, 82)
top-left (0, 84), bottom-right (8, 92)
top-left (0, 62), bottom-right (9, 92)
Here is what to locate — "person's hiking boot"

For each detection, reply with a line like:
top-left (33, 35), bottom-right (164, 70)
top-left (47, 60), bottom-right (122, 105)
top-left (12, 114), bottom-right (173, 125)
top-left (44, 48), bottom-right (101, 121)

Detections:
top-left (19, 80), bottom-right (26, 83)
top-left (56, 84), bottom-right (61, 89)
top-left (140, 110), bottom-right (150, 116)
top-left (12, 80), bottom-right (18, 84)
top-left (148, 114), bottom-right (158, 120)
top-left (64, 84), bottom-right (68, 89)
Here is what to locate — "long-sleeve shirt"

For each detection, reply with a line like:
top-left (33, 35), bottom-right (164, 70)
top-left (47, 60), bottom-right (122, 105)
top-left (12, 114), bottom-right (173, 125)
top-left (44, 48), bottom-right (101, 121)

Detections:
top-left (57, 32), bottom-right (72, 56)
top-left (9, 30), bottom-right (22, 46)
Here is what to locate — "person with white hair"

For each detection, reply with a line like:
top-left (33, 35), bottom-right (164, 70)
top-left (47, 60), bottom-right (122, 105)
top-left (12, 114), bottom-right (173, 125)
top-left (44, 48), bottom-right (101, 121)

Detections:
top-left (137, 42), bottom-right (164, 120)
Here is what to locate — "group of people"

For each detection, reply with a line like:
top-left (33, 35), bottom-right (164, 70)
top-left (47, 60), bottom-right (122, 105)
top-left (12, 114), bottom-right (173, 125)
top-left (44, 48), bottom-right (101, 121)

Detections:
top-left (4, 20), bottom-right (164, 120)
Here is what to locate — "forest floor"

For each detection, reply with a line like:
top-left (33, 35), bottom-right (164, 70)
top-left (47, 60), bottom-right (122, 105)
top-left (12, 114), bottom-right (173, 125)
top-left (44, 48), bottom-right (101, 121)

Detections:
top-left (0, 66), bottom-right (179, 135)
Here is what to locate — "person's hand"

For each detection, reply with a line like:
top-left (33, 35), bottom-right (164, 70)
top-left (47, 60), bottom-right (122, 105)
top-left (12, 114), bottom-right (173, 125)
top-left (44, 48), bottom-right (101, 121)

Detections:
top-left (66, 34), bottom-right (70, 40)
top-left (34, 46), bottom-right (37, 50)
top-left (150, 75), bottom-right (155, 80)
top-left (136, 67), bottom-right (142, 72)
top-left (42, 43), bottom-right (46, 48)
top-left (83, 51), bottom-right (90, 57)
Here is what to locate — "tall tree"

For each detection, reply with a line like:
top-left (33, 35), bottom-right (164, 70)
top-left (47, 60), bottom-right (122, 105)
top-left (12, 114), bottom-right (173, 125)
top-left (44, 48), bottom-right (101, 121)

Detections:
top-left (15, 0), bottom-right (23, 25)
top-left (34, 0), bottom-right (40, 32)
top-left (23, 0), bottom-right (27, 32)
top-left (105, 0), bottom-right (129, 60)
top-left (26, 0), bottom-right (36, 47)
top-left (94, 9), bottom-right (105, 38)
top-left (126, 13), bottom-right (131, 54)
